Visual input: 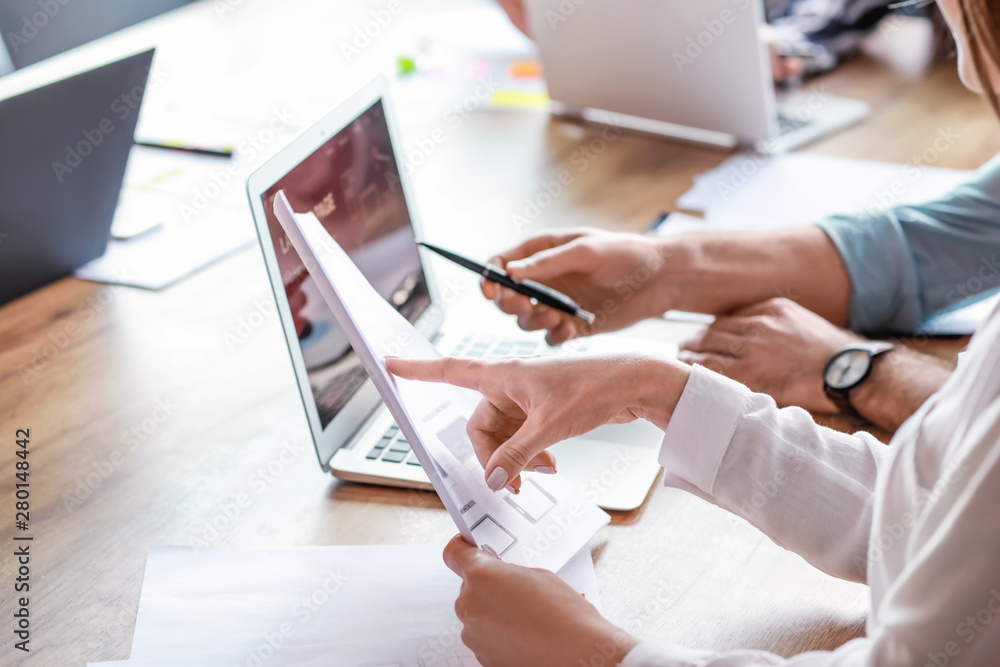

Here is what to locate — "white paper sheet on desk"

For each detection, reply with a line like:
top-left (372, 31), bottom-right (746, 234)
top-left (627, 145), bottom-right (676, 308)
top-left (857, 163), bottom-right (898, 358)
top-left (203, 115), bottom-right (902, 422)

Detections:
top-left (93, 639), bottom-right (477, 667)
top-left (90, 544), bottom-right (598, 666)
top-left (74, 210), bottom-right (254, 290)
top-left (677, 152), bottom-right (972, 227)
top-left (272, 192), bottom-right (609, 572)
top-left (669, 154), bottom-right (998, 335)
top-left (74, 146), bottom-right (256, 289)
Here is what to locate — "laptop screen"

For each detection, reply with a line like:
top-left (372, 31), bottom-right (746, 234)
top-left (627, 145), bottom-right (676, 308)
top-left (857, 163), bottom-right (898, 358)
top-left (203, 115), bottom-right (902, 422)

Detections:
top-left (0, 0), bottom-right (197, 70)
top-left (261, 100), bottom-right (430, 429)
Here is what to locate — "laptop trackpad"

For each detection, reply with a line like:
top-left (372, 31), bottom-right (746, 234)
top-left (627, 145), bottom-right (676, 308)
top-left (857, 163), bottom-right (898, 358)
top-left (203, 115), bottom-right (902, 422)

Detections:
top-left (550, 420), bottom-right (663, 511)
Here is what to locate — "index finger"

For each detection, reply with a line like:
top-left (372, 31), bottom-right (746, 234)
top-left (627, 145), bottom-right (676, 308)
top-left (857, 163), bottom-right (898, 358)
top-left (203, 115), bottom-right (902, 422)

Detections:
top-left (490, 229), bottom-right (590, 269)
top-left (385, 357), bottom-right (486, 391)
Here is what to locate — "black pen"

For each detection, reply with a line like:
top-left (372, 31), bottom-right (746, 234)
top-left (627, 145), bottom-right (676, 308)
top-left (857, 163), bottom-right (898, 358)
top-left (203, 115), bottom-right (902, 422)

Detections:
top-left (135, 140), bottom-right (234, 158)
top-left (417, 241), bottom-right (596, 324)
top-left (644, 211), bottom-right (671, 234)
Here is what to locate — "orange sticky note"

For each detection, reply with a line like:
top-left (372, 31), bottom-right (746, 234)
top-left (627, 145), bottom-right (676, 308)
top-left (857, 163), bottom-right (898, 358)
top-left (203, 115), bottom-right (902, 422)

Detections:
top-left (509, 60), bottom-right (542, 79)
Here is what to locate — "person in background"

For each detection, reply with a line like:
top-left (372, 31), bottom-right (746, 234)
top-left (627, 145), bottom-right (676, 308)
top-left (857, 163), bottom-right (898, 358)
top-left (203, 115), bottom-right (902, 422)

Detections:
top-left (498, 0), bottom-right (946, 83)
top-left (388, 1), bottom-right (1000, 664)
top-left (477, 146), bottom-right (1000, 432)
top-left (489, 0), bottom-right (992, 435)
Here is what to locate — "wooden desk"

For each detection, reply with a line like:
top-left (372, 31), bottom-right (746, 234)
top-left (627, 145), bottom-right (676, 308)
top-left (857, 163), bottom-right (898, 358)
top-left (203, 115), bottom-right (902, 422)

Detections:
top-left (1, 11), bottom-right (995, 664)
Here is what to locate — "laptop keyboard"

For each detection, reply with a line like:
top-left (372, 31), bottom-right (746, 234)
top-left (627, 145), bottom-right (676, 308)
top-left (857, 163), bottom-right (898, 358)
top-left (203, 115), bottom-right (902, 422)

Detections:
top-left (365, 424), bottom-right (422, 465)
top-left (777, 113), bottom-right (812, 135)
top-left (364, 334), bottom-right (556, 466)
top-left (448, 334), bottom-right (547, 359)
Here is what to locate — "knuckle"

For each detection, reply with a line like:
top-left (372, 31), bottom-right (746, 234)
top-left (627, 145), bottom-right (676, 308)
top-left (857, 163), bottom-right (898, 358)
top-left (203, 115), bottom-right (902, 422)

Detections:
top-left (767, 297), bottom-right (792, 315)
top-left (516, 314), bottom-right (538, 331)
top-left (502, 443), bottom-right (531, 470)
top-left (574, 241), bottom-right (599, 264)
top-left (463, 559), bottom-right (491, 586)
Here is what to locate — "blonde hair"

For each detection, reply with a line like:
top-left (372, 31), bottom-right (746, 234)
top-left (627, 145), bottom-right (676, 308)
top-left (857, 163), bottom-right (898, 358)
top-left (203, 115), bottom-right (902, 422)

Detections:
top-left (960, 0), bottom-right (1000, 118)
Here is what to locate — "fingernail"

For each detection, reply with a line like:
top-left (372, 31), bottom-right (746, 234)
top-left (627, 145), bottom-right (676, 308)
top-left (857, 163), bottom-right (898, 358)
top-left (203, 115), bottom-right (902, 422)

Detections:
top-left (532, 465), bottom-right (556, 475)
top-left (487, 467), bottom-right (508, 491)
top-left (504, 485), bottom-right (518, 495)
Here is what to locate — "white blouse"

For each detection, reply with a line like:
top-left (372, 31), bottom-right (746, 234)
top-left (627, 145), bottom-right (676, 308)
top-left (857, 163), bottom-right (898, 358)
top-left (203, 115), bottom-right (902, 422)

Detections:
top-left (622, 301), bottom-right (1000, 666)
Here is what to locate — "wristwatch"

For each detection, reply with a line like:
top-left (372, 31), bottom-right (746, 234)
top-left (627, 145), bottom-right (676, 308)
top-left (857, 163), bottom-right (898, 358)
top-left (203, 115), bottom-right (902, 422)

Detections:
top-left (823, 341), bottom-right (896, 415)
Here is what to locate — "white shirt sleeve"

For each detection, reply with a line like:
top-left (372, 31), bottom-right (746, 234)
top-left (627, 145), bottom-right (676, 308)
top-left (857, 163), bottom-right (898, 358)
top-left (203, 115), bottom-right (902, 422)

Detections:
top-left (619, 365), bottom-right (886, 667)
top-left (658, 364), bottom-right (887, 583)
top-left (620, 638), bottom-right (871, 666)
top-left (622, 358), bottom-right (1000, 667)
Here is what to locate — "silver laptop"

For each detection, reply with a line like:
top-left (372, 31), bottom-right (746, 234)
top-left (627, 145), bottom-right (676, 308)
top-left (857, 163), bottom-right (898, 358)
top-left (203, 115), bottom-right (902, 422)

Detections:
top-left (525, 0), bottom-right (869, 152)
top-left (247, 77), bottom-right (671, 511)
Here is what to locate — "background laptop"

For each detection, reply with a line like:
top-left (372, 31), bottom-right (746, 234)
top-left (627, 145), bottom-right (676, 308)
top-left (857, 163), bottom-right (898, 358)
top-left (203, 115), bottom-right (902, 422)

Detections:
top-left (0, 49), bottom-right (154, 305)
top-left (247, 77), bottom-right (672, 511)
top-left (0, 39), bottom-right (13, 76)
top-left (525, 0), bottom-right (869, 152)
top-left (0, 0), bottom-right (193, 70)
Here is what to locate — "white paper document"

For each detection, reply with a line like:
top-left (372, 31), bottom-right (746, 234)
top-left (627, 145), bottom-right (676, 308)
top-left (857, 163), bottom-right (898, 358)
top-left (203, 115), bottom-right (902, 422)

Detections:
top-left (89, 544), bottom-right (599, 667)
top-left (75, 146), bottom-right (255, 289)
top-left (675, 152), bottom-right (972, 228)
top-left (75, 211), bottom-right (254, 290)
top-left (272, 192), bottom-right (609, 571)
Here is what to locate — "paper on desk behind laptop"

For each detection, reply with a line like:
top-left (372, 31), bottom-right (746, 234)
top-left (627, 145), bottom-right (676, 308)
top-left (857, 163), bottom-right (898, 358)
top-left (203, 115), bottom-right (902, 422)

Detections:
top-left (74, 146), bottom-right (255, 289)
top-left (677, 152), bottom-right (971, 229)
top-left (273, 192), bottom-right (609, 572)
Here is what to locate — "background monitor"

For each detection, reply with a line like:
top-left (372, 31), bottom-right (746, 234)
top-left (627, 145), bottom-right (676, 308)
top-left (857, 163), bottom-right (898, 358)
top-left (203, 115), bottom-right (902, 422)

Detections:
top-left (0, 0), bottom-right (195, 70)
top-left (0, 38), bottom-right (13, 76)
top-left (0, 49), bottom-right (155, 304)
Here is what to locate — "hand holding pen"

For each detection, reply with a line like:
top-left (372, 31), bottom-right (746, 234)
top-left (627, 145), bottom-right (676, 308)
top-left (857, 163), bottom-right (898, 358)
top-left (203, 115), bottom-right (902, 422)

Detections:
top-left (419, 228), bottom-right (671, 346)
top-left (419, 241), bottom-right (596, 324)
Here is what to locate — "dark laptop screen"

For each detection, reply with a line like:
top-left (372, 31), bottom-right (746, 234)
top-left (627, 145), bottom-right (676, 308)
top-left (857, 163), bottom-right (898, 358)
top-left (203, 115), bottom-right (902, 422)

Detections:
top-left (0, 0), bottom-right (196, 69)
top-left (261, 100), bottom-right (430, 429)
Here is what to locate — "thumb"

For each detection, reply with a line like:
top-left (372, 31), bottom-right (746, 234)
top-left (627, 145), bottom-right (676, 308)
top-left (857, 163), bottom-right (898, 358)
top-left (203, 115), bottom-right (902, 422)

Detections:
top-left (483, 420), bottom-right (548, 492)
top-left (506, 239), bottom-right (591, 282)
top-left (443, 534), bottom-right (498, 577)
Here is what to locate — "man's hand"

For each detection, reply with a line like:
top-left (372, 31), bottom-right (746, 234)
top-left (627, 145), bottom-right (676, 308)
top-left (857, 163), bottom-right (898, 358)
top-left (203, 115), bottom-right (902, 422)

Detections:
top-left (386, 353), bottom-right (687, 492)
top-left (679, 298), bottom-right (862, 413)
top-left (443, 535), bottom-right (638, 667)
top-left (497, 0), bottom-right (531, 37)
top-left (769, 46), bottom-right (805, 83)
top-left (483, 228), bottom-right (673, 345)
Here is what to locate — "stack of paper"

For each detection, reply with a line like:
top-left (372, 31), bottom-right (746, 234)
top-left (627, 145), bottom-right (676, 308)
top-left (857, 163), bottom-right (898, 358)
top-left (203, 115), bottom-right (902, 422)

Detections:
top-left (88, 544), bottom-right (600, 667)
top-left (74, 146), bottom-right (256, 290)
top-left (663, 153), bottom-right (996, 334)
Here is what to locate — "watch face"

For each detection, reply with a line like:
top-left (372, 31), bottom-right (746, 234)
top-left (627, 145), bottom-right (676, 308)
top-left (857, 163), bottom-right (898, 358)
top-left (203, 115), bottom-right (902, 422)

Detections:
top-left (825, 349), bottom-right (870, 390)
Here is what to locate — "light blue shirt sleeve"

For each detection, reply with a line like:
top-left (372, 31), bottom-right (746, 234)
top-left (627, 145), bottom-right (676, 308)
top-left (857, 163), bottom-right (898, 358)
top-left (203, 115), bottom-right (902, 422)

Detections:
top-left (816, 152), bottom-right (1000, 332)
